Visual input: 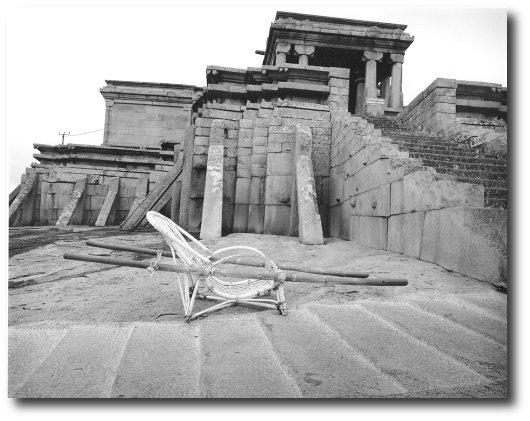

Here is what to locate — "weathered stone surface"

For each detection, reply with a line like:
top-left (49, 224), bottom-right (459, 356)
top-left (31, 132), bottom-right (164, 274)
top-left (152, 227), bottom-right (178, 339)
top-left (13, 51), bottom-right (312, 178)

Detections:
top-left (263, 205), bottom-right (291, 235)
top-left (311, 305), bottom-right (486, 393)
top-left (387, 212), bottom-right (425, 258)
top-left (350, 216), bottom-right (387, 249)
top-left (266, 152), bottom-right (293, 176)
top-left (420, 207), bottom-right (507, 283)
top-left (296, 154), bottom-right (324, 245)
top-left (257, 310), bottom-right (404, 398)
top-left (200, 317), bottom-right (300, 398)
top-left (9, 172), bottom-right (36, 225)
top-left (9, 328), bottom-right (67, 396)
top-left (233, 204), bottom-right (249, 232)
top-left (200, 120), bottom-right (224, 239)
top-left (346, 158), bottom-right (423, 197)
top-left (247, 204), bottom-right (265, 233)
top-left (95, 177), bottom-right (120, 226)
top-left (350, 184), bottom-right (390, 217)
top-left (249, 177), bottom-right (265, 205)
top-left (235, 177), bottom-right (251, 205)
top-left (110, 323), bottom-right (200, 398)
top-left (361, 302), bottom-right (506, 381)
top-left (14, 325), bottom-right (131, 398)
top-left (391, 170), bottom-right (484, 215)
top-left (56, 177), bottom-right (87, 227)
top-left (265, 176), bottom-right (292, 205)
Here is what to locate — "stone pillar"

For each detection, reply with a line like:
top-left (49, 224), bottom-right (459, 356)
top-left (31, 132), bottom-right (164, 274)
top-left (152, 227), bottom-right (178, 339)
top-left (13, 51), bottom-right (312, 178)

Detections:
top-left (354, 79), bottom-right (365, 115)
top-left (293, 45), bottom-right (315, 66)
top-left (200, 120), bottom-right (224, 240)
top-left (102, 99), bottom-right (113, 145)
top-left (363, 51), bottom-right (383, 99)
top-left (275, 43), bottom-right (291, 65)
top-left (380, 76), bottom-right (391, 107)
top-left (390, 54), bottom-right (404, 109)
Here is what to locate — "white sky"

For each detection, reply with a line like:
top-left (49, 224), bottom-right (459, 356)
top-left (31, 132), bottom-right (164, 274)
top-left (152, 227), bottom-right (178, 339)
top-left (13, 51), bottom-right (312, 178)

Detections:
top-left (4, 4), bottom-right (508, 192)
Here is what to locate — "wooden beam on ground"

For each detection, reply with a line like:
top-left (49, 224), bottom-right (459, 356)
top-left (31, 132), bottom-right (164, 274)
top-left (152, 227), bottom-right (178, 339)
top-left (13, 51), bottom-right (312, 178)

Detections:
top-left (178, 125), bottom-right (195, 230)
top-left (95, 177), bottom-right (120, 226)
top-left (9, 184), bottom-right (21, 206)
top-left (9, 173), bottom-right (36, 226)
top-left (128, 177), bottom-right (149, 215)
top-left (56, 176), bottom-right (87, 227)
top-left (120, 157), bottom-right (184, 231)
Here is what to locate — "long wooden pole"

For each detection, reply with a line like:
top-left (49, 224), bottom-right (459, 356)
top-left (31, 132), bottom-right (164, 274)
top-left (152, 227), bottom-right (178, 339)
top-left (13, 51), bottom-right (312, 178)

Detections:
top-left (85, 240), bottom-right (370, 279)
top-left (63, 253), bottom-right (407, 286)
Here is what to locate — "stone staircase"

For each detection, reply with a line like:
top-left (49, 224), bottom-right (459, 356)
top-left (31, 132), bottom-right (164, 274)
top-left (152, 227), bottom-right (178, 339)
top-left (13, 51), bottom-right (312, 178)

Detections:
top-left (9, 293), bottom-right (507, 398)
top-left (367, 116), bottom-right (508, 209)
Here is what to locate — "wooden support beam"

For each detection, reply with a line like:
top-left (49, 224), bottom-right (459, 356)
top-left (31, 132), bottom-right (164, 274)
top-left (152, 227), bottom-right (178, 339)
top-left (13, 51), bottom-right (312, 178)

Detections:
top-left (95, 177), bottom-right (120, 227)
top-left (9, 173), bottom-right (36, 226)
top-left (55, 176), bottom-right (87, 227)
top-left (120, 157), bottom-right (184, 231)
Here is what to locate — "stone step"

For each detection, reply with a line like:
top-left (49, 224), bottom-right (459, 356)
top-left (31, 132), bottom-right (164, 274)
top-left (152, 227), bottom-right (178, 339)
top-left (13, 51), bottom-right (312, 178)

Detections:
top-left (309, 304), bottom-right (488, 394)
top-left (13, 325), bottom-right (132, 398)
top-left (383, 132), bottom-right (455, 144)
top-left (199, 315), bottom-right (302, 398)
top-left (360, 301), bottom-right (507, 381)
top-left (455, 177), bottom-right (506, 188)
top-left (256, 309), bottom-right (405, 398)
top-left (484, 197), bottom-right (507, 209)
top-left (432, 166), bottom-right (507, 181)
top-left (404, 296), bottom-right (507, 346)
top-left (394, 143), bottom-right (479, 156)
top-left (408, 151), bottom-right (507, 167)
top-left (421, 159), bottom-right (508, 174)
top-left (8, 326), bottom-right (68, 397)
top-left (110, 323), bottom-right (201, 398)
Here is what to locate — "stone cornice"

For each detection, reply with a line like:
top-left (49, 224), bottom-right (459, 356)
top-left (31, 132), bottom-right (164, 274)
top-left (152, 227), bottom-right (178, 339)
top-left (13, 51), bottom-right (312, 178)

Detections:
top-left (275, 11), bottom-right (408, 31)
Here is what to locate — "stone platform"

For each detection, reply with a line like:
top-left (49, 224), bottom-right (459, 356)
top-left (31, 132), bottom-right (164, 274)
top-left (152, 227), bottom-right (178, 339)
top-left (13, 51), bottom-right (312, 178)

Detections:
top-left (8, 227), bottom-right (507, 398)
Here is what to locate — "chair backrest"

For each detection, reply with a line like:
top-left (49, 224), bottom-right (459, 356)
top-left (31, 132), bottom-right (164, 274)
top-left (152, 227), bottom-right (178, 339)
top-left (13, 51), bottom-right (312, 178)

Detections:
top-left (146, 211), bottom-right (211, 268)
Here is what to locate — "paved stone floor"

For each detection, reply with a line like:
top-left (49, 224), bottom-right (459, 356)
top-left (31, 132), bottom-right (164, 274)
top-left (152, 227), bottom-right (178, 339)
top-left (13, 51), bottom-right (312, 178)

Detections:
top-left (8, 227), bottom-right (508, 398)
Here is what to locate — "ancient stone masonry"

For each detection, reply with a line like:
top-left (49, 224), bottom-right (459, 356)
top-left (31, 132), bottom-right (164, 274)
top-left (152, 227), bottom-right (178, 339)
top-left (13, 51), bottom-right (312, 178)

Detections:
top-left (328, 113), bottom-right (506, 283)
top-left (10, 10), bottom-right (507, 283)
top-left (397, 78), bottom-right (507, 155)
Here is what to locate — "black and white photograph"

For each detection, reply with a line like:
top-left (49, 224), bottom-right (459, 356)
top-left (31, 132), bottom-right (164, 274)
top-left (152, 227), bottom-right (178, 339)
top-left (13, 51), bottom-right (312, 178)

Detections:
top-left (3, 0), bottom-right (524, 415)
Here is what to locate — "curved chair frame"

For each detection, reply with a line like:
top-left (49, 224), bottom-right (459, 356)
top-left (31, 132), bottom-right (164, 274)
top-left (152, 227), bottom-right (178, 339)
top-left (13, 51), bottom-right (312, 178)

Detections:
top-left (146, 211), bottom-right (287, 321)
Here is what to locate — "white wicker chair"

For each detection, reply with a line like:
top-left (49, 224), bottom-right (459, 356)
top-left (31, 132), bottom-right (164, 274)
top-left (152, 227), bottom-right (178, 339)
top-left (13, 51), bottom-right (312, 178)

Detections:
top-left (146, 211), bottom-right (287, 321)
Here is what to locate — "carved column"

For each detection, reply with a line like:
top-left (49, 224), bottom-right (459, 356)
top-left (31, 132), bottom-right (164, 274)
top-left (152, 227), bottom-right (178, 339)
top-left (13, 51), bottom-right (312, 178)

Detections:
top-left (275, 43), bottom-right (291, 65)
top-left (390, 53), bottom-right (404, 109)
top-left (362, 51), bottom-right (383, 99)
top-left (293, 45), bottom-right (315, 66)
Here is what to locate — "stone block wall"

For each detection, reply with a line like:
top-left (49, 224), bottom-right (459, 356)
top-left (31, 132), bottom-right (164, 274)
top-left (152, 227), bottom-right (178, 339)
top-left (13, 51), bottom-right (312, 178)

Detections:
top-left (183, 99), bottom-right (331, 236)
top-left (11, 164), bottom-right (168, 227)
top-left (396, 78), bottom-right (508, 155)
top-left (396, 78), bottom-right (457, 135)
top-left (101, 80), bottom-right (202, 149)
top-left (328, 113), bottom-right (507, 283)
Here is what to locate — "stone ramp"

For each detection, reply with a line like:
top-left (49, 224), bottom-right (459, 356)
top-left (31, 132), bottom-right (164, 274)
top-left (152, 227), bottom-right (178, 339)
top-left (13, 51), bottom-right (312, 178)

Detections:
top-left (9, 295), bottom-right (507, 398)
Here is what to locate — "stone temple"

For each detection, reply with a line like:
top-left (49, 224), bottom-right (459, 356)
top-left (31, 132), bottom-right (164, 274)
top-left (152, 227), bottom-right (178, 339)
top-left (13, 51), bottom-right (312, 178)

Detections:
top-left (9, 11), bottom-right (507, 284)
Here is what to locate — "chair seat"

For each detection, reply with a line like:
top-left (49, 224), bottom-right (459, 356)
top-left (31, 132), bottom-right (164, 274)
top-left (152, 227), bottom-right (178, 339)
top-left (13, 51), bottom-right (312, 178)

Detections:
top-left (206, 277), bottom-right (275, 299)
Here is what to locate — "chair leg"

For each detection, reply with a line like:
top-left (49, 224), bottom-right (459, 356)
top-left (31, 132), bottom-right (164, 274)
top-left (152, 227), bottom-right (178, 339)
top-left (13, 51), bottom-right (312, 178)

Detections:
top-left (188, 300), bottom-right (236, 321)
top-left (276, 285), bottom-right (287, 316)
